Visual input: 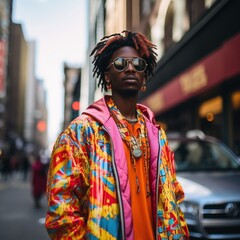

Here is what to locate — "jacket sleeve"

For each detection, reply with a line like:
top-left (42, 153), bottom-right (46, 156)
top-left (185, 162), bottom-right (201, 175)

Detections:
top-left (161, 128), bottom-right (190, 238)
top-left (45, 125), bottom-right (90, 239)
top-left (166, 142), bottom-right (185, 203)
top-left (160, 128), bottom-right (184, 202)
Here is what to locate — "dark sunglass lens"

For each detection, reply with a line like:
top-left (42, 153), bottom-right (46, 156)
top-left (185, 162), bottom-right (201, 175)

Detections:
top-left (133, 58), bottom-right (146, 71)
top-left (114, 58), bottom-right (127, 71)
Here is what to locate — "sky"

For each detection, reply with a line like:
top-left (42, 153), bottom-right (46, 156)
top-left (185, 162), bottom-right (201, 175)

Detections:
top-left (12, 0), bottom-right (88, 145)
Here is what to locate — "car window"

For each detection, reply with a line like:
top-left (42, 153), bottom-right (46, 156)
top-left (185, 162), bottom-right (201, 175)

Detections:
top-left (169, 139), bottom-right (240, 171)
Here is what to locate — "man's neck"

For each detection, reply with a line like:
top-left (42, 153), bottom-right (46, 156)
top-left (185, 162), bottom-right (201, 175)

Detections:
top-left (111, 92), bottom-right (138, 119)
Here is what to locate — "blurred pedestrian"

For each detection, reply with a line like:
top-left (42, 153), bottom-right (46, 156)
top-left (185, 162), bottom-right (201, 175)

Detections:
top-left (45, 30), bottom-right (189, 239)
top-left (21, 153), bottom-right (30, 181)
top-left (10, 154), bottom-right (20, 174)
top-left (31, 154), bottom-right (47, 208)
top-left (1, 151), bottom-right (11, 181)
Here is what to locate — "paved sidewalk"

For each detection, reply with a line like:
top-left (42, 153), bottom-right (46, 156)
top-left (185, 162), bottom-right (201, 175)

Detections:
top-left (0, 173), bottom-right (50, 240)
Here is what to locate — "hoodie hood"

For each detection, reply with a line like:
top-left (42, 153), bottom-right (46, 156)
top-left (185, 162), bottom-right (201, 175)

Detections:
top-left (83, 95), bottom-right (157, 125)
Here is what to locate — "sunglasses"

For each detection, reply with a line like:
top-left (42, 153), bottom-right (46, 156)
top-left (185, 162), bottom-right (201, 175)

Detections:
top-left (106, 57), bottom-right (147, 72)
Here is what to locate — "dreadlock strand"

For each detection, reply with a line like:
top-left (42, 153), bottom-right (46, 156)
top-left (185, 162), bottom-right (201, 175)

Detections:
top-left (138, 33), bottom-right (158, 59)
top-left (92, 65), bottom-right (98, 77)
top-left (97, 35), bottom-right (122, 55)
top-left (135, 34), bottom-right (149, 57)
top-left (132, 36), bottom-right (139, 51)
top-left (101, 32), bottom-right (121, 41)
top-left (90, 42), bottom-right (105, 57)
top-left (90, 43), bottom-right (101, 56)
top-left (92, 33), bottom-right (123, 58)
top-left (137, 32), bottom-right (155, 48)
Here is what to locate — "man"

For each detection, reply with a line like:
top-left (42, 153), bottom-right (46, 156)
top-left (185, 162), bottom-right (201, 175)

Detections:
top-left (45, 30), bottom-right (189, 239)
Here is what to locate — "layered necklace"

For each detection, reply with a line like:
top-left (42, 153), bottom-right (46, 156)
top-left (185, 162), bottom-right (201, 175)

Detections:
top-left (107, 97), bottom-right (151, 197)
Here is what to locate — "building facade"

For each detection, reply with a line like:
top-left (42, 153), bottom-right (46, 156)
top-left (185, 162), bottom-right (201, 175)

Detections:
top-left (0, 0), bottom-right (12, 152)
top-left (5, 20), bottom-right (48, 156)
top-left (86, 0), bottom-right (239, 155)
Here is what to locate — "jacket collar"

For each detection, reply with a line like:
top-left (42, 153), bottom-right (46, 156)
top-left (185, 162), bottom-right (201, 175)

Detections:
top-left (83, 95), bottom-right (157, 126)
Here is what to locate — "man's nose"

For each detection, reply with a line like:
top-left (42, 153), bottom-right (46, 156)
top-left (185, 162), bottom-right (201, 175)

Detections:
top-left (126, 61), bottom-right (135, 71)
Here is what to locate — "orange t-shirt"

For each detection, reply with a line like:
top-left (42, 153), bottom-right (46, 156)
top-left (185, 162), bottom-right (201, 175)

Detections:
top-left (123, 120), bottom-right (154, 240)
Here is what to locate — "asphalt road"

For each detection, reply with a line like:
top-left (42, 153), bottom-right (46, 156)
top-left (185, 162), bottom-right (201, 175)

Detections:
top-left (0, 172), bottom-right (50, 240)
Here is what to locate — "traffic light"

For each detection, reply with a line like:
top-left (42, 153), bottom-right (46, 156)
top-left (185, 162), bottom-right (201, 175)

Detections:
top-left (37, 120), bottom-right (46, 132)
top-left (72, 101), bottom-right (80, 111)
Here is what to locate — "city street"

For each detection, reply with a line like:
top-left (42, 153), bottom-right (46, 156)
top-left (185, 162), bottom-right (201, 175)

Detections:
top-left (0, 173), bottom-right (50, 240)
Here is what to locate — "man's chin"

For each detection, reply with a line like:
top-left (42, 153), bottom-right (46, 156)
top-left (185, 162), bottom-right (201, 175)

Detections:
top-left (119, 88), bottom-right (138, 96)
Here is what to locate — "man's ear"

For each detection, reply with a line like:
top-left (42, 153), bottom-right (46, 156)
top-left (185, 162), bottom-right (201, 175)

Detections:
top-left (104, 71), bottom-right (110, 85)
top-left (141, 75), bottom-right (147, 92)
top-left (142, 74), bottom-right (147, 85)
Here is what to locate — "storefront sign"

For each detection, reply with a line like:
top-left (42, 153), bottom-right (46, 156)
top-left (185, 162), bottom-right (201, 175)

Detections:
top-left (145, 92), bottom-right (164, 113)
top-left (180, 65), bottom-right (207, 94)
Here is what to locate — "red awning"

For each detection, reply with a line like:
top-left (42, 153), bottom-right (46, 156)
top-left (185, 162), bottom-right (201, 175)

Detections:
top-left (142, 33), bottom-right (240, 114)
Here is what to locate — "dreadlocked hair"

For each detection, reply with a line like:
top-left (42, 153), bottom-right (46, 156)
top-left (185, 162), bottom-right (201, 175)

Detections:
top-left (90, 30), bottom-right (158, 92)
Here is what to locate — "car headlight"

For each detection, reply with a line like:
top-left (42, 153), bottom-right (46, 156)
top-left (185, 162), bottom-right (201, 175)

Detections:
top-left (179, 201), bottom-right (199, 216)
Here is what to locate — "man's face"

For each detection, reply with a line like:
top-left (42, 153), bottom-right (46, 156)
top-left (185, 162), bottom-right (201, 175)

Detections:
top-left (104, 46), bottom-right (146, 95)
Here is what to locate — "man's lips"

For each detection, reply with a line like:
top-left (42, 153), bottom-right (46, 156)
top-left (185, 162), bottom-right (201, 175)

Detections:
top-left (122, 75), bottom-right (138, 82)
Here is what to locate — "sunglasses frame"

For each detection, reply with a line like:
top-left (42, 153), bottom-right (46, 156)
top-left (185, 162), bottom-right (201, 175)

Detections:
top-left (106, 57), bottom-right (148, 72)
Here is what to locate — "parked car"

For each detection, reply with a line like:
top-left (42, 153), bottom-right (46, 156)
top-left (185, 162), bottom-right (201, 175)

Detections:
top-left (168, 130), bottom-right (240, 240)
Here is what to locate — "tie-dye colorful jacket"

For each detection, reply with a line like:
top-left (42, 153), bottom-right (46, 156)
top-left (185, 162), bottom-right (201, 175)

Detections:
top-left (45, 96), bottom-right (189, 240)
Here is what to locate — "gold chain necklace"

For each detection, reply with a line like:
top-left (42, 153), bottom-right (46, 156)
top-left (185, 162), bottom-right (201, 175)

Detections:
top-left (107, 97), bottom-right (151, 196)
top-left (110, 113), bottom-right (142, 159)
top-left (125, 117), bottom-right (138, 123)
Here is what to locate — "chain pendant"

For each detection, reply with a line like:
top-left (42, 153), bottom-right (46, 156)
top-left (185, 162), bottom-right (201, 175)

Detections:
top-left (132, 148), bottom-right (142, 158)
